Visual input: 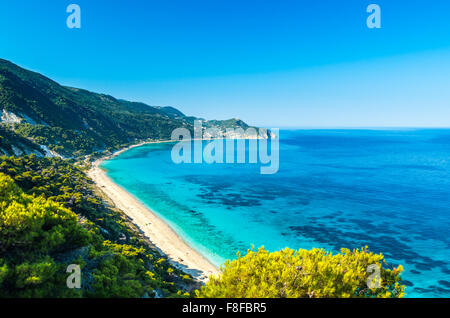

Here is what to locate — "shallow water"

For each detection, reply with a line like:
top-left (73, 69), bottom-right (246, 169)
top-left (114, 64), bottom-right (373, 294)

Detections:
top-left (101, 129), bottom-right (450, 297)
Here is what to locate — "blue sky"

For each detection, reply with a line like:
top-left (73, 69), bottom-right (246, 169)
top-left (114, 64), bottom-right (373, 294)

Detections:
top-left (1, 0), bottom-right (450, 127)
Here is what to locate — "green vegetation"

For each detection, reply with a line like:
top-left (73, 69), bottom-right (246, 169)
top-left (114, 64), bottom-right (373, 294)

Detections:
top-left (12, 123), bottom-right (99, 158)
top-left (196, 246), bottom-right (405, 298)
top-left (0, 125), bottom-right (44, 156)
top-left (0, 156), bottom-right (195, 297)
top-left (0, 56), bottom-right (187, 157)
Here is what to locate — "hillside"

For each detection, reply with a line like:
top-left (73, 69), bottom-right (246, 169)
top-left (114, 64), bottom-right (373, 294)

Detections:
top-left (0, 59), bottom-right (258, 158)
top-left (0, 156), bottom-right (197, 297)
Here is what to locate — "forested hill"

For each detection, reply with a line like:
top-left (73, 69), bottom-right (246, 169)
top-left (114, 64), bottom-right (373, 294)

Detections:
top-left (0, 59), bottom-right (256, 158)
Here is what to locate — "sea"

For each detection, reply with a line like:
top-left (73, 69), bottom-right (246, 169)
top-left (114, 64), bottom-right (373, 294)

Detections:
top-left (101, 129), bottom-right (450, 297)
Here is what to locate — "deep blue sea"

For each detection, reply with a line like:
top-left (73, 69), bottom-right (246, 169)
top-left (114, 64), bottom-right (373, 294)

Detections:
top-left (101, 129), bottom-right (450, 297)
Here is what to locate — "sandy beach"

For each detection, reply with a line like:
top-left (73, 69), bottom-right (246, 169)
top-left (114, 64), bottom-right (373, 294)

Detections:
top-left (87, 141), bottom-right (220, 283)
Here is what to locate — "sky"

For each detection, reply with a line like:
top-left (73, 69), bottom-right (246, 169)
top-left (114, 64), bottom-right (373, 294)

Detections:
top-left (1, 0), bottom-right (450, 127)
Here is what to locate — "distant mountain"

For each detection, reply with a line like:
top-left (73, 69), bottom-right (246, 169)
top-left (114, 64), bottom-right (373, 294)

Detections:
top-left (0, 59), bottom-right (261, 158)
top-left (204, 118), bottom-right (250, 130)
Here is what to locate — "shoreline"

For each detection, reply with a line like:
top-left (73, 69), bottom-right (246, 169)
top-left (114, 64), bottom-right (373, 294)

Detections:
top-left (87, 140), bottom-right (220, 283)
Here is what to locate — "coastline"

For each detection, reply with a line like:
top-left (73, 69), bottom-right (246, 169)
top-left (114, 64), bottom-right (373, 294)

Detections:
top-left (87, 140), bottom-right (220, 283)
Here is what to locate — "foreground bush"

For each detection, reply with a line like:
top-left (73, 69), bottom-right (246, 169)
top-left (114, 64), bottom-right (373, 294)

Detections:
top-left (196, 246), bottom-right (404, 298)
top-left (0, 163), bottom-right (194, 298)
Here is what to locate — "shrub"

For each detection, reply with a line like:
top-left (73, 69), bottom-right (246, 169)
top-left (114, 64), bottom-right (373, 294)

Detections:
top-left (0, 173), bottom-right (89, 254)
top-left (196, 246), bottom-right (404, 298)
top-left (0, 167), bottom-right (194, 298)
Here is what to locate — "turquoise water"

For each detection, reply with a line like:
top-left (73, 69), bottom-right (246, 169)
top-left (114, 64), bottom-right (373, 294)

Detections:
top-left (101, 129), bottom-right (450, 297)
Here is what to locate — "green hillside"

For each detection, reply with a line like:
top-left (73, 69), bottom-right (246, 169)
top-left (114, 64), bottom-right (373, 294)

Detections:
top-left (0, 125), bottom-right (45, 156)
top-left (0, 156), bottom-right (196, 297)
top-left (0, 59), bottom-right (255, 158)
